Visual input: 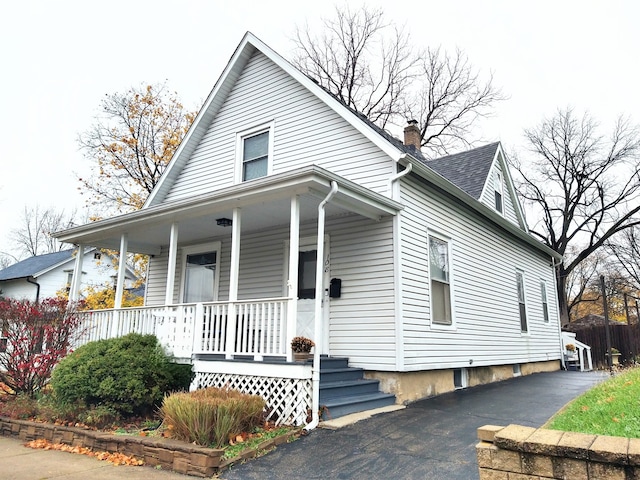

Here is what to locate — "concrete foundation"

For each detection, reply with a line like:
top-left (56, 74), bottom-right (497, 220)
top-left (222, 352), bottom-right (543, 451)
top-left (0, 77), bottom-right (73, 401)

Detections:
top-left (365, 360), bottom-right (561, 404)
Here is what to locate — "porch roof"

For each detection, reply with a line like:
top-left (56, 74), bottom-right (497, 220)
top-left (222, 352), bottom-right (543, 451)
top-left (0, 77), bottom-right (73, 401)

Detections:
top-left (54, 166), bottom-right (403, 255)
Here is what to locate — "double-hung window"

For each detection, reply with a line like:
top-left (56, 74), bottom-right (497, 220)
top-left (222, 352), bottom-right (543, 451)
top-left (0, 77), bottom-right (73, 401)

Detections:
top-left (540, 281), bottom-right (550, 323)
top-left (516, 270), bottom-right (528, 333)
top-left (429, 235), bottom-right (452, 325)
top-left (236, 122), bottom-right (274, 183)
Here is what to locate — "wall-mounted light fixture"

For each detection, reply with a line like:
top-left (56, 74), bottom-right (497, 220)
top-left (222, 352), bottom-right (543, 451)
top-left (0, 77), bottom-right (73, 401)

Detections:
top-left (216, 217), bottom-right (233, 227)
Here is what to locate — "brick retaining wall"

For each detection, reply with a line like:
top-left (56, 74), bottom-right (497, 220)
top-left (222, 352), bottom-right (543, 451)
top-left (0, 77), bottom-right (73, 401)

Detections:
top-left (0, 416), bottom-right (298, 477)
top-left (477, 424), bottom-right (640, 479)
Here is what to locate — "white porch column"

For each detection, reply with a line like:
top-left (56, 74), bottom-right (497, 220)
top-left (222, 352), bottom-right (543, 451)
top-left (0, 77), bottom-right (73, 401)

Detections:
top-left (69, 245), bottom-right (84, 302)
top-left (165, 223), bottom-right (179, 306)
top-left (225, 208), bottom-right (242, 359)
top-left (286, 195), bottom-right (300, 361)
top-left (114, 234), bottom-right (128, 309)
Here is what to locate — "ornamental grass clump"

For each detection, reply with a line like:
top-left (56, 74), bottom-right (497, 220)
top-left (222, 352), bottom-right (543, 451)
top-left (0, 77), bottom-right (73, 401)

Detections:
top-left (159, 387), bottom-right (265, 447)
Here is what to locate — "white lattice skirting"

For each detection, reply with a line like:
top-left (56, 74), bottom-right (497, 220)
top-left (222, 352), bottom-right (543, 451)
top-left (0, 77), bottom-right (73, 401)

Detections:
top-left (192, 369), bottom-right (313, 426)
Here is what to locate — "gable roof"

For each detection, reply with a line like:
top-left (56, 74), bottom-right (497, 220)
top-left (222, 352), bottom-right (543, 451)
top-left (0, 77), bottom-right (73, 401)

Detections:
top-left (145, 32), bottom-right (410, 208)
top-left (129, 31), bottom-right (557, 261)
top-left (0, 249), bottom-right (75, 281)
top-left (426, 142), bottom-right (500, 200)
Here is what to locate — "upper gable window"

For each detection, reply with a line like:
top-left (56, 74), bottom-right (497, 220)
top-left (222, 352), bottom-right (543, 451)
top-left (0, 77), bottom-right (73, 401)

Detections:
top-left (494, 171), bottom-right (504, 214)
top-left (236, 122), bottom-right (274, 183)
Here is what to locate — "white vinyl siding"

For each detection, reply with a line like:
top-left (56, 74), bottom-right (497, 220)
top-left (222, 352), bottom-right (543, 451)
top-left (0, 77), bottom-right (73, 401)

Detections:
top-left (161, 51), bottom-right (394, 203)
top-left (480, 158), bottom-right (519, 226)
top-left (0, 252), bottom-right (130, 302)
top-left (144, 214), bottom-right (397, 370)
top-left (400, 175), bottom-right (559, 370)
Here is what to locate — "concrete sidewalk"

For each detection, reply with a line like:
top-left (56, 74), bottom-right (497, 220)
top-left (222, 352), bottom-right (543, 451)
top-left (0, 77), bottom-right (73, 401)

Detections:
top-left (0, 435), bottom-right (190, 480)
top-left (0, 370), bottom-right (607, 479)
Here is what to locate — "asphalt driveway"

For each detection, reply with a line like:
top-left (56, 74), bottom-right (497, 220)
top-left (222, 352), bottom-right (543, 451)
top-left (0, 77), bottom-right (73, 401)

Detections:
top-left (220, 370), bottom-right (607, 480)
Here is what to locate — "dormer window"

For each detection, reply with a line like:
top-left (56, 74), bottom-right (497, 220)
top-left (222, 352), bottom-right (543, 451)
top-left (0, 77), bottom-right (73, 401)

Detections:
top-left (236, 121), bottom-right (274, 183)
top-left (494, 171), bottom-right (503, 214)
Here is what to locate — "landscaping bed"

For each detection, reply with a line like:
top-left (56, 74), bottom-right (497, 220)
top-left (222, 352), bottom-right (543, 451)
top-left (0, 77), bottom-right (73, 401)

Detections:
top-left (0, 415), bottom-right (300, 477)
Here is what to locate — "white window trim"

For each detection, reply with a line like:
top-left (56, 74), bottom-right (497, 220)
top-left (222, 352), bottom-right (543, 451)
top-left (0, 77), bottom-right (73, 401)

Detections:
top-left (179, 241), bottom-right (222, 303)
top-left (540, 280), bottom-right (550, 324)
top-left (516, 269), bottom-right (529, 335)
top-left (427, 230), bottom-right (456, 330)
top-left (234, 121), bottom-right (275, 184)
top-left (494, 171), bottom-right (504, 215)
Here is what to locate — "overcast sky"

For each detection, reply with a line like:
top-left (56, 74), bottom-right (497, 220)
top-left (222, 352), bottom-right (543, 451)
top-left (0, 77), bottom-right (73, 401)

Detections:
top-left (1, 0), bottom-right (638, 260)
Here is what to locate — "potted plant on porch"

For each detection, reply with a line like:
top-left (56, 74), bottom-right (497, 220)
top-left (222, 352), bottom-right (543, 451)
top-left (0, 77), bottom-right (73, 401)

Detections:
top-left (291, 336), bottom-right (314, 362)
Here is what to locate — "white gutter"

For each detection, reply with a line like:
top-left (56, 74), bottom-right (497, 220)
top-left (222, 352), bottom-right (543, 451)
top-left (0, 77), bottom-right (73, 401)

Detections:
top-left (305, 180), bottom-right (339, 432)
top-left (387, 156), bottom-right (413, 194)
top-left (389, 159), bottom-right (413, 371)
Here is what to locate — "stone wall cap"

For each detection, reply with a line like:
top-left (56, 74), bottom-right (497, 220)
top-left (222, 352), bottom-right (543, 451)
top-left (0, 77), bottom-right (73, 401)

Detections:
top-left (523, 428), bottom-right (564, 455)
top-left (589, 435), bottom-right (629, 465)
top-left (477, 425), bottom-right (505, 442)
top-left (494, 424), bottom-right (536, 450)
top-left (557, 431), bottom-right (597, 460)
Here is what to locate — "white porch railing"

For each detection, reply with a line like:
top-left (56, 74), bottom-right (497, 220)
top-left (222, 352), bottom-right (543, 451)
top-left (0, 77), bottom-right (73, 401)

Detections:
top-left (74, 298), bottom-right (291, 361)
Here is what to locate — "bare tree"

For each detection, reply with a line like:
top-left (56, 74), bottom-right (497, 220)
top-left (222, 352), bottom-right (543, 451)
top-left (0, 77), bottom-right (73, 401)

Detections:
top-left (406, 47), bottom-right (505, 156)
top-left (511, 108), bottom-right (640, 324)
top-left (292, 5), bottom-right (504, 156)
top-left (78, 82), bottom-right (196, 213)
top-left (608, 226), bottom-right (640, 289)
top-left (293, 6), bottom-right (415, 129)
top-left (10, 206), bottom-right (77, 257)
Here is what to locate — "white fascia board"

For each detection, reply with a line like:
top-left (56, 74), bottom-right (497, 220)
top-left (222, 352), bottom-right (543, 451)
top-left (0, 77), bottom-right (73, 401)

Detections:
top-left (145, 32), bottom-right (405, 208)
top-left (406, 156), bottom-right (561, 260)
top-left (144, 33), bottom-right (257, 207)
top-left (496, 144), bottom-right (530, 231)
top-left (33, 247), bottom-right (97, 278)
top-left (244, 33), bottom-right (405, 162)
top-left (54, 166), bottom-right (403, 245)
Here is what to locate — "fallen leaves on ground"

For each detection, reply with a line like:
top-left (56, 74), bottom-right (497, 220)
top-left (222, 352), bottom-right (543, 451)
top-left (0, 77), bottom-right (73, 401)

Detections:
top-left (25, 438), bottom-right (144, 466)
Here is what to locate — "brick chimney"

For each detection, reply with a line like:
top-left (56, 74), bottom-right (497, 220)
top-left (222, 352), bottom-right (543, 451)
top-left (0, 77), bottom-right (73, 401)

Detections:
top-left (403, 119), bottom-right (421, 151)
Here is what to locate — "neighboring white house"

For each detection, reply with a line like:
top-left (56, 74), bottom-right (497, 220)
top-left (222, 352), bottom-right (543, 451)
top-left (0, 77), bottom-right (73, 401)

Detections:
top-left (0, 248), bottom-right (137, 302)
top-left (53, 32), bottom-right (563, 427)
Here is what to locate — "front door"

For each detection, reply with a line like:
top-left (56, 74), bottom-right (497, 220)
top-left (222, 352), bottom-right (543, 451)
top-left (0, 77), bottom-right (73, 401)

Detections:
top-left (287, 236), bottom-right (330, 353)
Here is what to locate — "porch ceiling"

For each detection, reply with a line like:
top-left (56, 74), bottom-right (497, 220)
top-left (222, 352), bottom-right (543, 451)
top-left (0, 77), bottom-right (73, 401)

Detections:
top-left (54, 166), bottom-right (403, 255)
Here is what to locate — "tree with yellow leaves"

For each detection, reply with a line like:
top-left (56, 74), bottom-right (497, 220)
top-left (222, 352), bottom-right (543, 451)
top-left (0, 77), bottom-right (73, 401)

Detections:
top-left (78, 82), bottom-right (196, 213)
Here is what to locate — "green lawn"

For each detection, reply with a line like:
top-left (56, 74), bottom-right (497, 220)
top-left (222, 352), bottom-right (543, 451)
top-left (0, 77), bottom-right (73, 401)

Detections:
top-left (546, 367), bottom-right (640, 438)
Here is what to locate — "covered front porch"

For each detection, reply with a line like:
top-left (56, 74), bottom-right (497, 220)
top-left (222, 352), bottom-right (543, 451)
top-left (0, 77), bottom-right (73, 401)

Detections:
top-left (57, 166), bottom-right (402, 426)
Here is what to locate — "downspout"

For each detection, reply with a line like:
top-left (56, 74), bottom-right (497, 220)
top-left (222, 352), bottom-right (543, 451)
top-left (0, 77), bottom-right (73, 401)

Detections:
top-left (389, 160), bottom-right (412, 371)
top-left (305, 180), bottom-right (338, 432)
top-left (387, 156), bottom-right (413, 193)
top-left (551, 256), bottom-right (565, 370)
top-left (26, 276), bottom-right (40, 303)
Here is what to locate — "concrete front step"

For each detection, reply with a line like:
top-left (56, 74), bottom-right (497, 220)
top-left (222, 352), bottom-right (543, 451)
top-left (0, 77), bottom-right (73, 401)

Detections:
top-left (319, 356), bottom-right (350, 370)
top-left (320, 367), bottom-right (365, 383)
top-left (320, 392), bottom-right (397, 420)
top-left (317, 356), bottom-right (396, 421)
top-left (319, 379), bottom-right (381, 402)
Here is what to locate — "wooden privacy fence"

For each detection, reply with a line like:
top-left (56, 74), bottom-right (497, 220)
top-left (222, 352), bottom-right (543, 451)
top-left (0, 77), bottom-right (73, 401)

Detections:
top-left (564, 322), bottom-right (640, 367)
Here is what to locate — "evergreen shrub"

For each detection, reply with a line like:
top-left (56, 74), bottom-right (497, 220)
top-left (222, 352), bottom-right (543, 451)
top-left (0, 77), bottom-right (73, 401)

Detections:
top-left (50, 333), bottom-right (192, 417)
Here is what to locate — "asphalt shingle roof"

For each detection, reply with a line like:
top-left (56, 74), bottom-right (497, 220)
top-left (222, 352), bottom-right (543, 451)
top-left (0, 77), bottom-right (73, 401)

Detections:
top-left (425, 142), bottom-right (500, 199)
top-left (313, 79), bottom-right (498, 198)
top-left (0, 249), bottom-right (74, 281)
